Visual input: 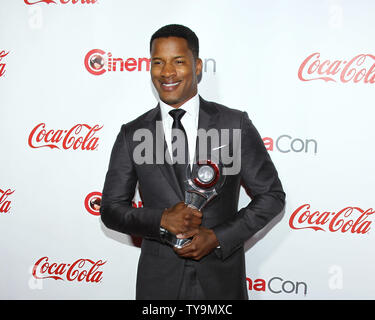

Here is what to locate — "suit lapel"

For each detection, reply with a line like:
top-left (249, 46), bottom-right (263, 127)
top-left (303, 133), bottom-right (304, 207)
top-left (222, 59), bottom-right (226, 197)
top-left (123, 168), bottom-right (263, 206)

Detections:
top-left (195, 96), bottom-right (220, 163)
top-left (145, 104), bottom-right (184, 200)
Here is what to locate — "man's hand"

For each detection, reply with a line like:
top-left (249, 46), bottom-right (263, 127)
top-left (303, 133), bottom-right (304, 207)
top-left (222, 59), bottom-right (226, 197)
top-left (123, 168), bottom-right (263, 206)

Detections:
top-left (173, 227), bottom-right (219, 261)
top-left (160, 202), bottom-right (202, 237)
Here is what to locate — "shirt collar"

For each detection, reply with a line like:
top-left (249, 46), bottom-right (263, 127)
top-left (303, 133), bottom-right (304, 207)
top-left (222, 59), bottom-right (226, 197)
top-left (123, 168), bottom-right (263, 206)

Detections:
top-left (159, 93), bottom-right (200, 121)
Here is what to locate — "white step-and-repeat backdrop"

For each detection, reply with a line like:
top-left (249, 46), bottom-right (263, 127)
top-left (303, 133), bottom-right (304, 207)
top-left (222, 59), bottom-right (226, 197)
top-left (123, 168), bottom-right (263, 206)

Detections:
top-left (1, 0), bottom-right (374, 299)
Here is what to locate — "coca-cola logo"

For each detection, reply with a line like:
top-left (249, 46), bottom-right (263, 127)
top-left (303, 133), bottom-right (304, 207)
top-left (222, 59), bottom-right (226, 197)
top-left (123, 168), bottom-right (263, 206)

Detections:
top-left (32, 256), bottom-right (106, 282)
top-left (24, 0), bottom-right (97, 5)
top-left (289, 204), bottom-right (373, 234)
top-left (0, 50), bottom-right (9, 78)
top-left (28, 123), bottom-right (103, 150)
top-left (85, 191), bottom-right (102, 216)
top-left (0, 188), bottom-right (14, 214)
top-left (298, 52), bottom-right (375, 84)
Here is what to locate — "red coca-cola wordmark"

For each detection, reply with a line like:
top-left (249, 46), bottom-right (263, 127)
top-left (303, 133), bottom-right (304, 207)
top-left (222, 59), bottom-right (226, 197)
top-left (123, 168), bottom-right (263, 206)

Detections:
top-left (28, 123), bottom-right (103, 150)
top-left (298, 53), bottom-right (375, 84)
top-left (0, 189), bottom-right (14, 213)
top-left (289, 204), bottom-right (373, 234)
top-left (24, 0), bottom-right (96, 5)
top-left (0, 50), bottom-right (9, 77)
top-left (32, 256), bottom-right (106, 282)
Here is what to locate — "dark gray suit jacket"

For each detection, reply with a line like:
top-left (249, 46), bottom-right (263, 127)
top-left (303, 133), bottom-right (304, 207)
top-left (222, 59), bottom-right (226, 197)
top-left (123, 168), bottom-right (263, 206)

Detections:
top-left (100, 96), bottom-right (285, 299)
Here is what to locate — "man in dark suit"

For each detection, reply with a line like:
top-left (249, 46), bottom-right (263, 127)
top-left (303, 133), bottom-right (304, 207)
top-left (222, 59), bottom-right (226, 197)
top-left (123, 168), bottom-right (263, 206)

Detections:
top-left (100, 24), bottom-right (285, 300)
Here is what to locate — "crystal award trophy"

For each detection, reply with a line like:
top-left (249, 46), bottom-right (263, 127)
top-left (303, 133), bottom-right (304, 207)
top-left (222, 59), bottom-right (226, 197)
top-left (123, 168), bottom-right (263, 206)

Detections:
top-left (160, 160), bottom-right (226, 248)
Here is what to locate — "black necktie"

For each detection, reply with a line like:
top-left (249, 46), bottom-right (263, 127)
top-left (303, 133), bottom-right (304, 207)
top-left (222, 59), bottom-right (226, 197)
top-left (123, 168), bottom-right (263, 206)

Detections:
top-left (169, 109), bottom-right (189, 194)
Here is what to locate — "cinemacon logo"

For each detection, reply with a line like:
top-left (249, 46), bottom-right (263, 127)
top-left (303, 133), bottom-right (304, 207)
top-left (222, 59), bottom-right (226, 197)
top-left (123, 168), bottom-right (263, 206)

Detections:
top-left (84, 191), bottom-right (143, 216)
top-left (84, 49), bottom-right (217, 76)
top-left (247, 276), bottom-right (307, 296)
top-left (28, 123), bottom-right (103, 150)
top-left (85, 191), bottom-right (102, 216)
top-left (263, 135), bottom-right (317, 154)
top-left (24, 0), bottom-right (97, 5)
top-left (32, 256), bottom-right (106, 283)
top-left (289, 204), bottom-right (374, 234)
top-left (298, 52), bottom-right (375, 84)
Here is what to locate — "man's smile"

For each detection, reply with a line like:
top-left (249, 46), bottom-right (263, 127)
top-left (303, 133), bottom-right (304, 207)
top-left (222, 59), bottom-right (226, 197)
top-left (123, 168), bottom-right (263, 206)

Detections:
top-left (160, 80), bottom-right (182, 91)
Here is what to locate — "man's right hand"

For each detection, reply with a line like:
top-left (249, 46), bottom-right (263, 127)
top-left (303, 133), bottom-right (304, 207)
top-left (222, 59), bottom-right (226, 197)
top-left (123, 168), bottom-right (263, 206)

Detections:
top-left (160, 202), bottom-right (202, 237)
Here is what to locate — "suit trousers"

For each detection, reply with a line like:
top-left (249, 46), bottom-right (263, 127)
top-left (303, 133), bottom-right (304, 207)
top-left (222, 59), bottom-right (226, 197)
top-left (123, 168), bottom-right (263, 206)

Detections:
top-left (177, 260), bottom-right (206, 300)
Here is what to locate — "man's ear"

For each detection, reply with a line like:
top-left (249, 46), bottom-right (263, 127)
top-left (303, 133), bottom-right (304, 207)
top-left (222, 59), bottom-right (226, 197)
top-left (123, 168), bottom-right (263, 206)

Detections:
top-left (195, 58), bottom-right (203, 76)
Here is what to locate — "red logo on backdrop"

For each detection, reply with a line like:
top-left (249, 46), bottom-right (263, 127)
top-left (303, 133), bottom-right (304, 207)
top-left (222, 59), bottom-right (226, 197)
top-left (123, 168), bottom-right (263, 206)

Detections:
top-left (24, 0), bottom-right (97, 5)
top-left (32, 256), bottom-right (106, 282)
top-left (262, 135), bottom-right (318, 154)
top-left (28, 123), bottom-right (103, 150)
top-left (84, 49), bottom-right (151, 76)
top-left (0, 189), bottom-right (14, 214)
top-left (84, 191), bottom-right (143, 216)
top-left (289, 204), bottom-right (373, 234)
top-left (0, 50), bottom-right (9, 78)
top-left (298, 53), bottom-right (375, 84)
top-left (246, 276), bottom-right (307, 296)
top-left (85, 191), bottom-right (102, 216)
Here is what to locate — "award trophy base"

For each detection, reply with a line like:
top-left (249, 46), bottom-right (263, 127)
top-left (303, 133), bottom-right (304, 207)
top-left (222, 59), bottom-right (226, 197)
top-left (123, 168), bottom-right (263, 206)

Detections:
top-left (159, 226), bottom-right (192, 249)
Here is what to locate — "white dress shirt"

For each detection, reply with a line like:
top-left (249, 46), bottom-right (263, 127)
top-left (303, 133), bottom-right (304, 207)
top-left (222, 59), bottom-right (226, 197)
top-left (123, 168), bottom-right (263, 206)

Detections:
top-left (159, 93), bottom-right (199, 165)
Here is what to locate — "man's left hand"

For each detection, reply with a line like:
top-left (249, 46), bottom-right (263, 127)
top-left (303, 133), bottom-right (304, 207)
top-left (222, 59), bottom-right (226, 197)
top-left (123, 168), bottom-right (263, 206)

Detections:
top-left (174, 227), bottom-right (219, 261)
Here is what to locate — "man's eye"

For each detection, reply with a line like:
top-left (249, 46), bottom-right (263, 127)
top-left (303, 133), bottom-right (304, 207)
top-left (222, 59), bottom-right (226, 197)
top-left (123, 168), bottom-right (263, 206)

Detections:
top-left (152, 61), bottom-right (162, 65)
top-left (176, 60), bottom-right (184, 64)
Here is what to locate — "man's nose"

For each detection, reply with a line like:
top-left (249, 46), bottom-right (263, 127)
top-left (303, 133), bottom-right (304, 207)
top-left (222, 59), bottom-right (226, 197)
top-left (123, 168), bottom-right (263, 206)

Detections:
top-left (161, 62), bottom-right (176, 78)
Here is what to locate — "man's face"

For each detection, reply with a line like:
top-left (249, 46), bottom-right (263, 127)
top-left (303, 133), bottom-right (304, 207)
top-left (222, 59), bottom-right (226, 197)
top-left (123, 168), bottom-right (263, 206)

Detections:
top-left (150, 36), bottom-right (202, 108)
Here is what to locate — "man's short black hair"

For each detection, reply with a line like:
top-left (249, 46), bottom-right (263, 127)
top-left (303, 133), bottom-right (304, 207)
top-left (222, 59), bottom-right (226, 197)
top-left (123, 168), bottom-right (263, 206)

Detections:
top-left (150, 24), bottom-right (199, 59)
